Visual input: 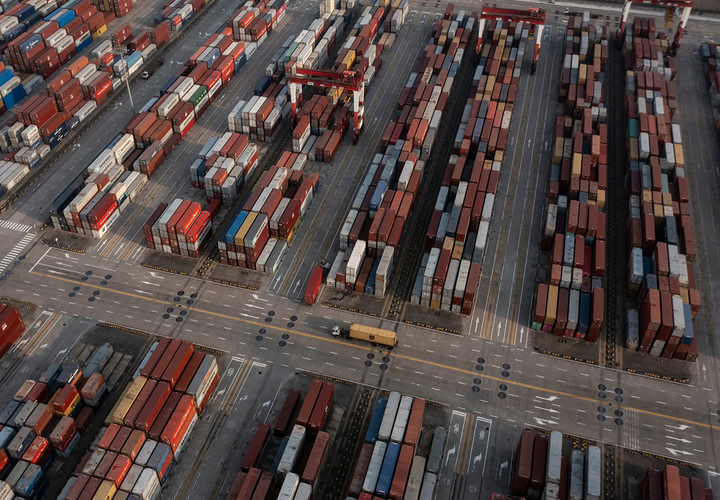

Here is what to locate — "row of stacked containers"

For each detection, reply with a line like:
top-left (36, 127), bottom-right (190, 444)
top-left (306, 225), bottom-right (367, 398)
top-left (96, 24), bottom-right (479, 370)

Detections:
top-left (0, 336), bottom-right (217, 499)
top-left (227, 383), bottom-right (442, 500)
top-left (49, 0), bottom-right (286, 238)
top-left (58, 338), bottom-right (219, 499)
top-left (622, 18), bottom-right (700, 360)
top-left (511, 429), bottom-right (600, 500)
top-left (0, 0), bottom-right (212, 191)
top-left (350, 391), bottom-right (440, 500)
top-left (326, 7), bottom-right (476, 299)
top-left (532, 15), bottom-right (608, 341)
top-left (217, 2), bottom-right (394, 272)
top-left (408, 15), bottom-right (531, 313)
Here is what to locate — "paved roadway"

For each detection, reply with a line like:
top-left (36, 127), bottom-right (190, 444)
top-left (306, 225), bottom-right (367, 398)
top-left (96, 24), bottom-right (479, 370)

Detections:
top-left (0, 0), bottom-right (719, 496)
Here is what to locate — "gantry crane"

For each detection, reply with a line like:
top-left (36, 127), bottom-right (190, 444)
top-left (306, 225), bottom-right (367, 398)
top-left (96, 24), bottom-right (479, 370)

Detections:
top-left (477, 7), bottom-right (546, 74)
top-left (288, 67), bottom-right (366, 144)
top-left (617, 0), bottom-right (692, 55)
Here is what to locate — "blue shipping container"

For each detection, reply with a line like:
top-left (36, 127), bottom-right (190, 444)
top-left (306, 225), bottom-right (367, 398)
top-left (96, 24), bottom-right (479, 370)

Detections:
top-left (370, 181), bottom-right (387, 212)
top-left (234, 53), bottom-right (246, 73)
top-left (48, 123), bottom-right (69, 149)
top-left (56, 10), bottom-right (76, 27)
top-left (376, 442), bottom-right (400, 497)
top-left (3, 24), bottom-right (27, 43)
top-left (159, 75), bottom-right (179, 95)
top-left (76, 35), bottom-right (92, 52)
top-left (365, 398), bottom-right (387, 444)
top-left (15, 5), bottom-right (36, 22)
top-left (127, 51), bottom-right (143, 67)
top-left (19, 33), bottom-right (43, 53)
top-left (44, 8), bottom-right (62, 21)
top-left (201, 47), bottom-right (220, 67)
top-left (225, 211), bottom-right (248, 244)
top-left (22, 11), bottom-right (43, 27)
top-left (681, 304), bottom-right (693, 345)
top-left (147, 443), bottom-right (173, 475)
top-left (254, 75), bottom-right (271, 96)
top-left (2, 85), bottom-right (25, 111)
top-left (0, 69), bottom-right (14, 88)
top-left (270, 436), bottom-right (289, 477)
top-left (15, 464), bottom-right (44, 497)
top-left (365, 259), bottom-right (379, 295)
top-left (578, 292), bottom-right (591, 334)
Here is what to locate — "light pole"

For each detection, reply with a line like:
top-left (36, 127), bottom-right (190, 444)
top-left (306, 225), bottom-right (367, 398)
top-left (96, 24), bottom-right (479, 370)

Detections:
top-left (113, 46), bottom-right (136, 116)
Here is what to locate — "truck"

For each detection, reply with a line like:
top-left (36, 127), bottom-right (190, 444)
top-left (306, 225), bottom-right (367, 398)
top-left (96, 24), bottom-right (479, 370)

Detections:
top-left (304, 266), bottom-right (324, 305)
top-left (142, 56), bottom-right (165, 79)
top-left (331, 323), bottom-right (398, 348)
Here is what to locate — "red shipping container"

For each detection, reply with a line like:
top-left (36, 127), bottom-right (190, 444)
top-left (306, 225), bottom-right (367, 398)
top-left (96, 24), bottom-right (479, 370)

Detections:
top-left (160, 394), bottom-right (197, 453)
top-left (161, 341), bottom-right (194, 387)
top-left (105, 454), bottom-right (131, 487)
top-left (148, 391), bottom-right (182, 441)
top-left (240, 422), bottom-right (270, 472)
top-left (151, 338), bottom-right (181, 380)
top-left (175, 352), bottom-right (205, 393)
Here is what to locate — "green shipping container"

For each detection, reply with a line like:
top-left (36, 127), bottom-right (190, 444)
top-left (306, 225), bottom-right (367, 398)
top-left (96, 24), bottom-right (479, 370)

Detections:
top-left (627, 119), bottom-right (639, 138)
top-left (189, 86), bottom-right (208, 108)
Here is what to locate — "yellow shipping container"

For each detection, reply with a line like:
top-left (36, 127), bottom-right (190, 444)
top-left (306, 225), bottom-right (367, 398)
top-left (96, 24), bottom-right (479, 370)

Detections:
top-left (105, 382), bottom-right (133, 426)
top-left (430, 300), bottom-right (441, 309)
top-left (494, 151), bottom-right (504, 163)
top-left (443, 236), bottom-right (454, 251)
top-left (234, 212), bottom-right (257, 248)
top-left (93, 481), bottom-right (117, 500)
top-left (680, 288), bottom-right (689, 303)
top-left (545, 285), bottom-right (559, 326)
top-left (571, 153), bottom-right (582, 179)
top-left (112, 376), bottom-right (147, 426)
top-left (597, 189), bottom-right (606, 209)
top-left (62, 393), bottom-right (81, 417)
top-left (92, 25), bottom-right (107, 40)
top-left (553, 138), bottom-right (563, 164)
top-left (654, 204), bottom-right (664, 219)
top-left (674, 144), bottom-right (684, 168)
top-left (642, 190), bottom-right (653, 204)
top-left (452, 242), bottom-right (464, 260)
top-left (349, 324), bottom-right (397, 346)
top-left (662, 192), bottom-right (673, 206)
top-left (579, 65), bottom-right (587, 85)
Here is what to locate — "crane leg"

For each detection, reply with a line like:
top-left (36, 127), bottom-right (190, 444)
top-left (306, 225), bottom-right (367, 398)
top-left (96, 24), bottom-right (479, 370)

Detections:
top-left (670, 6), bottom-right (691, 55)
top-left (616, 0), bottom-right (632, 47)
top-left (289, 82), bottom-right (300, 123)
top-left (531, 25), bottom-right (544, 74)
top-left (352, 85), bottom-right (364, 144)
top-left (476, 18), bottom-right (486, 55)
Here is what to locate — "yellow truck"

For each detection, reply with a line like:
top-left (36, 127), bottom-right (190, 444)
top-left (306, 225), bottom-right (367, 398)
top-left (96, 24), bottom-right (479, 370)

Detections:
top-left (332, 323), bottom-right (398, 348)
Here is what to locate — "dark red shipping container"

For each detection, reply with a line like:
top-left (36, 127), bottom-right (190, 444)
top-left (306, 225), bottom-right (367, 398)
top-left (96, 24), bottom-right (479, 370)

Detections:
top-left (141, 338), bottom-right (170, 378)
top-left (274, 389), bottom-right (300, 436)
top-left (240, 422), bottom-right (270, 472)
top-left (175, 351), bottom-right (205, 393)
top-left (301, 431), bottom-right (329, 484)
top-left (403, 398), bottom-right (425, 449)
top-left (389, 444), bottom-right (414, 500)
top-left (135, 381), bottom-right (171, 432)
top-left (161, 341), bottom-right (194, 387)
top-left (513, 430), bottom-right (534, 494)
top-left (308, 382), bottom-right (334, 433)
top-left (529, 433), bottom-right (547, 493)
top-left (148, 390), bottom-right (182, 441)
top-left (123, 378), bottom-right (157, 428)
top-left (297, 380), bottom-right (322, 427)
top-left (151, 338), bottom-right (181, 380)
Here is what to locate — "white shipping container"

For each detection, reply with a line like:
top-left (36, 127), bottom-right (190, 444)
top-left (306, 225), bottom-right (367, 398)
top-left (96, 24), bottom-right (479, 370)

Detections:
top-left (362, 440), bottom-right (387, 494)
top-left (277, 473), bottom-right (300, 500)
top-left (131, 468), bottom-right (160, 500)
top-left (378, 391), bottom-right (400, 441)
top-left (277, 425), bottom-right (306, 477)
top-left (390, 395), bottom-right (413, 443)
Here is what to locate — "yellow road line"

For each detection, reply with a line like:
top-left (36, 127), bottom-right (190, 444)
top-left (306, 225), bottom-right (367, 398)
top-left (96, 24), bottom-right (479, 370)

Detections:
top-left (456, 414), bottom-right (474, 480)
top-left (27, 269), bottom-right (719, 431)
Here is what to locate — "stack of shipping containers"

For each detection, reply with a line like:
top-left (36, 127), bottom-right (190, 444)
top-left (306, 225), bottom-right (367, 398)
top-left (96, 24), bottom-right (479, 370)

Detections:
top-left (50, 0), bottom-right (286, 239)
top-left (142, 198), bottom-right (216, 256)
top-left (406, 15), bottom-right (529, 314)
top-left (622, 18), bottom-right (699, 360)
top-left (50, 338), bottom-right (219, 498)
top-left (532, 14), bottom-right (607, 341)
top-left (327, 7), bottom-right (476, 299)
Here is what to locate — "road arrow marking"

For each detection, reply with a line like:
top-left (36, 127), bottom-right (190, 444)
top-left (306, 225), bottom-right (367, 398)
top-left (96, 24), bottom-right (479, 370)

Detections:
top-left (293, 280), bottom-right (301, 293)
top-left (135, 290), bottom-right (152, 295)
top-left (48, 269), bottom-right (66, 275)
top-left (472, 453), bottom-right (482, 471)
top-left (474, 317), bottom-right (479, 333)
top-left (666, 436), bottom-right (692, 444)
top-left (251, 294), bottom-right (268, 302)
top-left (445, 446), bottom-right (456, 465)
top-left (535, 395), bottom-right (559, 402)
top-left (245, 304), bottom-right (264, 310)
top-left (666, 424), bottom-right (691, 431)
top-left (140, 281), bottom-right (159, 286)
top-left (533, 417), bottom-right (558, 426)
top-left (666, 448), bottom-right (693, 457)
top-left (240, 313), bottom-right (260, 320)
top-left (534, 406), bottom-right (560, 414)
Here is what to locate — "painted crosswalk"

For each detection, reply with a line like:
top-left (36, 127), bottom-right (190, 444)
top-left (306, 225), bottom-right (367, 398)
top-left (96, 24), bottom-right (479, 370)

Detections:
top-left (0, 220), bottom-right (34, 233)
top-left (0, 234), bottom-right (34, 273)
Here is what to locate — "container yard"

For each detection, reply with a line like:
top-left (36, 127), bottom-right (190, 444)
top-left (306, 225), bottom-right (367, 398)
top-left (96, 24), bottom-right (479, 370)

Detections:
top-left (0, 0), bottom-right (716, 497)
top-left (0, 0), bottom-right (205, 199)
top-left (224, 378), bottom-right (449, 500)
top-left (326, 7), bottom-right (477, 299)
top-left (532, 14), bottom-right (608, 341)
top-left (0, 330), bottom-right (220, 500)
top-left (620, 18), bottom-right (700, 361)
